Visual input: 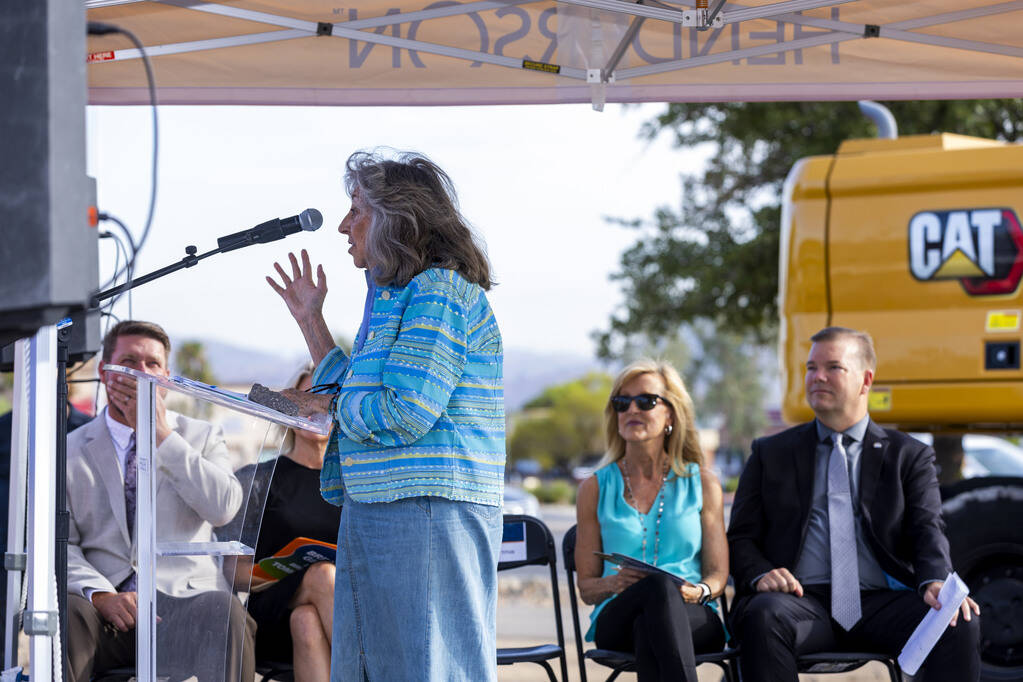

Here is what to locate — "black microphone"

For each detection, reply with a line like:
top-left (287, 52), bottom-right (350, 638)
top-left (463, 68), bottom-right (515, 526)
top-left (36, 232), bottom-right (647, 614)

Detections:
top-left (217, 209), bottom-right (323, 253)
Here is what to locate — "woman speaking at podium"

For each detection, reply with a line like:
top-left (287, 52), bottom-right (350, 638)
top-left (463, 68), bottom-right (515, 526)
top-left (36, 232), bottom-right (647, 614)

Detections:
top-left (266, 150), bottom-right (505, 681)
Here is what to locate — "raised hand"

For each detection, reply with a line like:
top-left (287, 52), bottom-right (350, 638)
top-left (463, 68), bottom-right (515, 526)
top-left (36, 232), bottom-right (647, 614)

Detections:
top-left (267, 249), bottom-right (327, 323)
top-left (267, 249), bottom-right (335, 364)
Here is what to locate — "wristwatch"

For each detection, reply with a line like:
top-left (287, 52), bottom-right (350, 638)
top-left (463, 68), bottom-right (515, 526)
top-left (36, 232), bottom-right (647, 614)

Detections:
top-left (697, 582), bottom-right (712, 605)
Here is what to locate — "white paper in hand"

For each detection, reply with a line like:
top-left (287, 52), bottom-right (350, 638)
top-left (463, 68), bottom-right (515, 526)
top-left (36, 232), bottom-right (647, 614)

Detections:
top-left (897, 572), bottom-right (970, 675)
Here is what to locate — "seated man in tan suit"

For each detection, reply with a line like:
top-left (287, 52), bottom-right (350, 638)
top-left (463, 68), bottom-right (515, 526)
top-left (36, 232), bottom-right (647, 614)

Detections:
top-left (66, 320), bottom-right (255, 682)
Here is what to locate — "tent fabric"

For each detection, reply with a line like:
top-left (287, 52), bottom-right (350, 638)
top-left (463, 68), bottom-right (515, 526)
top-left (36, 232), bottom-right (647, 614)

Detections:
top-left (85, 0), bottom-right (1023, 106)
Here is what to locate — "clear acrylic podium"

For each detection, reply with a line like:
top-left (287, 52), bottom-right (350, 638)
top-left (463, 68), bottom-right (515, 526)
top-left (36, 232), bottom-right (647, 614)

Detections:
top-left (106, 365), bottom-right (330, 682)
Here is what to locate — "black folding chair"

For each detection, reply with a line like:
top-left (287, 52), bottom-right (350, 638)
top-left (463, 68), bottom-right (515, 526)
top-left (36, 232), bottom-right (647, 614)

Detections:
top-left (798, 651), bottom-right (902, 681)
top-left (562, 524), bottom-right (738, 682)
top-left (496, 514), bottom-right (570, 682)
top-left (724, 581), bottom-right (902, 681)
top-left (255, 660), bottom-right (295, 681)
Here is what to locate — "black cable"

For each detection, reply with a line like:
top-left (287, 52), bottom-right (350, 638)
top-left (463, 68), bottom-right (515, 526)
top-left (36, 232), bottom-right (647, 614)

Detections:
top-left (97, 225), bottom-right (133, 321)
top-left (88, 20), bottom-right (159, 317)
top-left (98, 232), bottom-right (122, 292)
top-left (98, 310), bottom-right (122, 375)
top-left (95, 309), bottom-right (122, 412)
top-left (97, 216), bottom-right (137, 290)
top-left (65, 357), bottom-right (93, 380)
top-left (106, 217), bottom-right (135, 317)
top-left (109, 232), bottom-right (129, 319)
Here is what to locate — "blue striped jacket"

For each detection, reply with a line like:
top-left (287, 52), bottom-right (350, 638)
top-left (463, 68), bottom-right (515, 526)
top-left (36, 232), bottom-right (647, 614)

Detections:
top-left (312, 268), bottom-right (506, 506)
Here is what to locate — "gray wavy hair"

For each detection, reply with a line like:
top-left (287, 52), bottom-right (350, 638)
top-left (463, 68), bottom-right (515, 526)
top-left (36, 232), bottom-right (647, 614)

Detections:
top-left (344, 149), bottom-right (493, 289)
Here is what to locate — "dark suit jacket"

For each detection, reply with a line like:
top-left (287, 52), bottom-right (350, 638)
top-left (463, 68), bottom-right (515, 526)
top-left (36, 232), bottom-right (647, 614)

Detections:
top-left (727, 419), bottom-right (951, 598)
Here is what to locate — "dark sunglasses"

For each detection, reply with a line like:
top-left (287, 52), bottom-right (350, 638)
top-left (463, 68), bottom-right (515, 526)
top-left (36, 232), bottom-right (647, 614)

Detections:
top-left (610, 393), bottom-right (666, 412)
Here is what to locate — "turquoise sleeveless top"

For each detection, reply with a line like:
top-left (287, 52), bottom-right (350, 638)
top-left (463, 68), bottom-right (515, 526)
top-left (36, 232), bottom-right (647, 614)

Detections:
top-left (586, 460), bottom-right (704, 641)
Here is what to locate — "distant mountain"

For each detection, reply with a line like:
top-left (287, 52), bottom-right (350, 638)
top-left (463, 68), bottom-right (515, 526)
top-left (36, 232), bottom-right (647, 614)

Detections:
top-left (179, 339), bottom-right (607, 410)
top-left (176, 339), bottom-right (308, 388)
top-left (503, 348), bottom-right (609, 411)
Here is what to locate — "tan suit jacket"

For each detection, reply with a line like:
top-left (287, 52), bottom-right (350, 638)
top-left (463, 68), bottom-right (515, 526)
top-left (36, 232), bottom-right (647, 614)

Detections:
top-left (66, 411), bottom-right (243, 598)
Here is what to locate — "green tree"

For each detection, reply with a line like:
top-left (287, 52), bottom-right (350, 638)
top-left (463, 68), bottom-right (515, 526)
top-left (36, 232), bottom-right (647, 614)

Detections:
top-left (0, 372), bottom-right (11, 415)
top-left (598, 100), bottom-right (1023, 471)
top-left (596, 99), bottom-right (1023, 353)
top-left (175, 341), bottom-right (216, 384)
top-left (687, 323), bottom-right (766, 456)
top-left (335, 334), bottom-right (353, 355)
top-left (508, 373), bottom-right (612, 470)
top-left (608, 323), bottom-right (766, 458)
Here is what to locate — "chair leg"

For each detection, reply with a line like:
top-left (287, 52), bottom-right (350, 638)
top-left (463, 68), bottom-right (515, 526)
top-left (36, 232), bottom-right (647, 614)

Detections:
top-left (532, 660), bottom-right (559, 682)
top-left (729, 657), bottom-right (742, 682)
top-left (713, 659), bottom-right (736, 682)
top-left (887, 660), bottom-right (902, 682)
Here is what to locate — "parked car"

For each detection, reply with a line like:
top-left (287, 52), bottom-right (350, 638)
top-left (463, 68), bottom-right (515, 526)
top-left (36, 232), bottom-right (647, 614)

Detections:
top-left (502, 484), bottom-right (542, 518)
top-left (961, 434), bottom-right (1023, 477)
top-left (571, 455), bottom-right (604, 483)
top-left (912, 433), bottom-right (1023, 478)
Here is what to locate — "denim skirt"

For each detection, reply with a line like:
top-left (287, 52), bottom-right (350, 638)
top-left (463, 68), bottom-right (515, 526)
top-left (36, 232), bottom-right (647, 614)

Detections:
top-left (331, 492), bottom-right (503, 681)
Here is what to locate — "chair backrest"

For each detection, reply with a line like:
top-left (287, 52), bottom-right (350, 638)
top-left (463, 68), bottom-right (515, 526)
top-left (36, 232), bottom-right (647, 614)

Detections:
top-left (499, 514), bottom-right (556, 571)
top-left (498, 514), bottom-right (569, 682)
top-left (563, 524), bottom-right (578, 573)
top-left (562, 524), bottom-right (590, 682)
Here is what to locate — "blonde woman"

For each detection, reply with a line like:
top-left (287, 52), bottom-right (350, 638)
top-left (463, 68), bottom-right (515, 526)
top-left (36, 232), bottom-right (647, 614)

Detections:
top-left (575, 359), bottom-right (728, 682)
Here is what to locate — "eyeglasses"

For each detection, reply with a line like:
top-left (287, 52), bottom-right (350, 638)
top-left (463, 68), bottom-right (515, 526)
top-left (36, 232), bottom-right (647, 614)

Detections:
top-left (610, 393), bottom-right (666, 412)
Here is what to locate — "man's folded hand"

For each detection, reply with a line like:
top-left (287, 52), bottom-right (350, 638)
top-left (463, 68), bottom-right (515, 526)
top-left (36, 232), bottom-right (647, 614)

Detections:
top-left (92, 591), bottom-right (137, 632)
top-left (755, 567), bottom-right (805, 597)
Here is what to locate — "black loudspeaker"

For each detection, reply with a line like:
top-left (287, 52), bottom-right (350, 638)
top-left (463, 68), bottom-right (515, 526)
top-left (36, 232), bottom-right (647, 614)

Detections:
top-left (0, 0), bottom-right (98, 348)
top-left (0, 308), bottom-right (101, 372)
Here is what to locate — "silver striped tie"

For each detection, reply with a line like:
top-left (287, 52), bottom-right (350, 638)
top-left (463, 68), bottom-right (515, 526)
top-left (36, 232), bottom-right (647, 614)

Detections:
top-left (828, 435), bottom-right (861, 630)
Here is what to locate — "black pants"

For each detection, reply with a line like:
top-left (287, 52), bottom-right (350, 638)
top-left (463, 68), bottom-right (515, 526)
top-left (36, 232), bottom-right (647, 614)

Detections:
top-left (67, 591), bottom-right (256, 682)
top-left (593, 573), bottom-right (726, 682)
top-left (730, 585), bottom-right (981, 682)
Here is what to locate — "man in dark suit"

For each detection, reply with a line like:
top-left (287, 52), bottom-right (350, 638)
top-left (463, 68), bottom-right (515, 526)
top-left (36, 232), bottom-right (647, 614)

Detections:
top-left (727, 326), bottom-right (981, 682)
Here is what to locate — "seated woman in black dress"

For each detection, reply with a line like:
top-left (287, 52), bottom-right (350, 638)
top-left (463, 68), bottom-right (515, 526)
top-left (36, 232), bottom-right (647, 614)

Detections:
top-left (230, 363), bottom-right (341, 681)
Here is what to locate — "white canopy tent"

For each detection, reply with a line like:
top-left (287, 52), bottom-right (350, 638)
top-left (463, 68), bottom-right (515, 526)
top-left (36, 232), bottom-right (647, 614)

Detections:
top-left (0, 2), bottom-right (999, 681)
top-left (86, 0), bottom-right (1023, 109)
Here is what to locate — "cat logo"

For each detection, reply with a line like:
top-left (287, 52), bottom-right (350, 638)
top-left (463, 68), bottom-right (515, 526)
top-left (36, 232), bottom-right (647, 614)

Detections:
top-left (908, 208), bottom-right (1023, 296)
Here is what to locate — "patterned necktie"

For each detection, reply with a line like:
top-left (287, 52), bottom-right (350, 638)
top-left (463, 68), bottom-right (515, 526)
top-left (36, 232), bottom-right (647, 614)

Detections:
top-left (828, 434), bottom-right (861, 630)
top-left (120, 433), bottom-right (138, 593)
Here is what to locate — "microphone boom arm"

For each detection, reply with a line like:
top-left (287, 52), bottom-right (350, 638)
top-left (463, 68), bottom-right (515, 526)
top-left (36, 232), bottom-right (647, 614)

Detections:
top-left (89, 209), bottom-right (322, 309)
top-left (90, 243), bottom-right (222, 308)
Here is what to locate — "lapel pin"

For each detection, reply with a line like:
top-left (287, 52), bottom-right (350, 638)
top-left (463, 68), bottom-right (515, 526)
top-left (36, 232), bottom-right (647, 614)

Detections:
top-left (873, 442), bottom-right (882, 448)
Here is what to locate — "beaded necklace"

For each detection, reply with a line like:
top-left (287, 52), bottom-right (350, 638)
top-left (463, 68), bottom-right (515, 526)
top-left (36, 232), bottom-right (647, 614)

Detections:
top-left (621, 458), bottom-right (670, 565)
